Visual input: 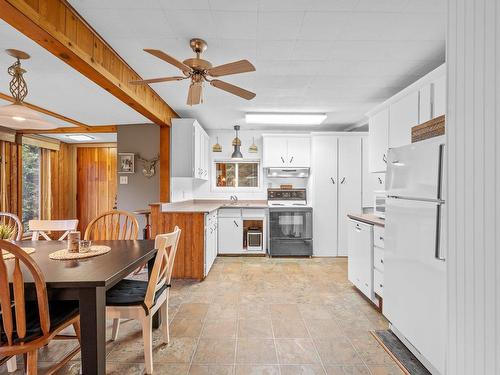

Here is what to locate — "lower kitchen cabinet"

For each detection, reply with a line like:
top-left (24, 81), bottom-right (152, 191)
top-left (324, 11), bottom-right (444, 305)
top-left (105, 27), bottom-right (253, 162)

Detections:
top-left (218, 208), bottom-right (266, 254)
top-left (218, 216), bottom-right (243, 254)
top-left (347, 219), bottom-right (374, 299)
top-left (204, 210), bottom-right (218, 276)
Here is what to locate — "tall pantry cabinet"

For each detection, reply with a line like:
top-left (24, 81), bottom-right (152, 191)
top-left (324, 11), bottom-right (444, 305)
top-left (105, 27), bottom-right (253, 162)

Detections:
top-left (312, 134), bottom-right (363, 256)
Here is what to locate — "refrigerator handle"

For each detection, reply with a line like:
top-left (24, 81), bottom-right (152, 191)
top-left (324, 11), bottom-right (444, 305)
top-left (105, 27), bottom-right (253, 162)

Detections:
top-left (435, 203), bottom-right (445, 261)
top-left (437, 144), bottom-right (445, 200)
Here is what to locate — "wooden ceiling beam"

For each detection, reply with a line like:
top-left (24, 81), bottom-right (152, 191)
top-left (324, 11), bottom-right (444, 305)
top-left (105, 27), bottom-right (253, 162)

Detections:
top-left (18, 125), bottom-right (117, 134)
top-left (0, 0), bottom-right (178, 127)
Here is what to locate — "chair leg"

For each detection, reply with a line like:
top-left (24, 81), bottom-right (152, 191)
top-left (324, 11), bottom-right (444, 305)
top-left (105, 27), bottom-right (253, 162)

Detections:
top-left (160, 303), bottom-right (169, 344)
top-left (6, 356), bottom-right (17, 372)
top-left (142, 316), bottom-right (153, 375)
top-left (111, 318), bottom-right (121, 341)
top-left (73, 320), bottom-right (81, 344)
top-left (26, 350), bottom-right (38, 375)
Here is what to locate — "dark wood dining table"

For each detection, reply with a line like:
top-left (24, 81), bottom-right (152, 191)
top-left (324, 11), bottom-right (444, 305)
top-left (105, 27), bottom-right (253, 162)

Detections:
top-left (8, 240), bottom-right (158, 375)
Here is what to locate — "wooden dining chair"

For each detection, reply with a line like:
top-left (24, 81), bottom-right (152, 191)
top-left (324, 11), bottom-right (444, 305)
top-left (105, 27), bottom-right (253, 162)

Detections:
top-left (0, 240), bottom-right (81, 375)
top-left (0, 212), bottom-right (23, 241)
top-left (106, 227), bottom-right (181, 374)
top-left (84, 210), bottom-right (139, 240)
top-left (28, 219), bottom-right (78, 241)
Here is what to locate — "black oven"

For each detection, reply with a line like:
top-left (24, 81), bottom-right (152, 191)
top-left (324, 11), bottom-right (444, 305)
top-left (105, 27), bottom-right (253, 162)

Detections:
top-left (268, 207), bottom-right (313, 257)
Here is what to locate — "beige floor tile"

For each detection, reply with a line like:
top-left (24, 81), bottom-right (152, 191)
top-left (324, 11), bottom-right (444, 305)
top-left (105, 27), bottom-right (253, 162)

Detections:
top-left (272, 319), bottom-right (310, 338)
top-left (236, 338), bottom-right (278, 364)
top-left (152, 363), bottom-right (191, 374)
top-left (324, 365), bottom-right (371, 375)
top-left (151, 337), bottom-right (198, 363)
top-left (280, 364), bottom-right (326, 374)
top-left (202, 319), bottom-right (238, 339)
top-left (239, 304), bottom-right (271, 319)
top-left (367, 364), bottom-right (406, 375)
top-left (170, 318), bottom-right (204, 337)
top-left (298, 304), bottom-right (337, 320)
top-left (304, 320), bottom-right (344, 338)
top-left (234, 364), bottom-right (280, 375)
top-left (275, 339), bottom-right (321, 365)
top-left (190, 364), bottom-right (235, 375)
top-left (193, 338), bottom-right (237, 364)
top-left (313, 338), bottom-right (364, 366)
top-left (270, 304), bottom-right (302, 320)
top-left (177, 303), bottom-right (210, 319)
top-left (238, 319), bottom-right (274, 338)
top-left (207, 304), bottom-right (239, 320)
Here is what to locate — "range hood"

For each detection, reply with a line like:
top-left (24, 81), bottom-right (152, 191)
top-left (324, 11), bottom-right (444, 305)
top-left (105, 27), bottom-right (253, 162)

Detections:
top-left (266, 167), bottom-right (310, 178)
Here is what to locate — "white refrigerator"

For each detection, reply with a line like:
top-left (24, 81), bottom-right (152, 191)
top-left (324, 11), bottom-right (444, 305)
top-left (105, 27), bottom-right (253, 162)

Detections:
top-left (384, 136), bottom-right (446, 375)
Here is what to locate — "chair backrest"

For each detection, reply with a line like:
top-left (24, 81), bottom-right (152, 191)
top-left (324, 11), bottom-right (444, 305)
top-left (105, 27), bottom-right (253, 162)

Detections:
top-left (29, 220), bottom-right (79, 241)
top-left (84, 210), bottom-right (139, 241)
top-left (144, 227), bottom-right (181, 310)
top-left (0, 240), bottom-right (50, 350)
top-left (0, 213), bottom-right (23, 241)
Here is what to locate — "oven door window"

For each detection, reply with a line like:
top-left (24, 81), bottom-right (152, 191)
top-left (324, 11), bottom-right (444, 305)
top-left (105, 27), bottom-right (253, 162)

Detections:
top-left (270, 211), bottom-right (312, 239)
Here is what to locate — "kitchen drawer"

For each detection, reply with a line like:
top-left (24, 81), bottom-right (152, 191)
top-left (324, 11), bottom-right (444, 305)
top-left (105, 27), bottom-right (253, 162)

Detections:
top-left (242, 208), bottom-right (266, 218)
top-left (374, 225), bottom-right (385, 248)
top-left (218, 208), bottom-right (242, 218)
top-left (374, 246), bottom-right (384, 272)
top-left (374, 268), bottom-right (384, 297)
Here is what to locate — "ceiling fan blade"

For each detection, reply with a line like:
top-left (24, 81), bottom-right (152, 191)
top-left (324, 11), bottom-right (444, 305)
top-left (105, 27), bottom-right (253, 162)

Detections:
top-left (207, 59), bottom-right (255, 77)
top-left (143, 49), bottom-right (192, 74)
top-left (187, 82), bottom-right (203, 106)
top-left (129, 76), bottom-right (186, 85)
top-left (210, 79), bottom-right (256, 100)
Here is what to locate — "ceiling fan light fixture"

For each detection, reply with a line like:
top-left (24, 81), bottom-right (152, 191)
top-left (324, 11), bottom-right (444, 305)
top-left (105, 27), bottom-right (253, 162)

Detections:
top-left (245, 113), bottom-right (327, 125)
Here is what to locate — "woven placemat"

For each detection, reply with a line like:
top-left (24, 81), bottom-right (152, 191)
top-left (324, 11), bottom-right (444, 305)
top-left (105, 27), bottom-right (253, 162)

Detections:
top-left (49, 245), bottom-right (111, 260)
top-left (2, 247), bottom-right (35, 260)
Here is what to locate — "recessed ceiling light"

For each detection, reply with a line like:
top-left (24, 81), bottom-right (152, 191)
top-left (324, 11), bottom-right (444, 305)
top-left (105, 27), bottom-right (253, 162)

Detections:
top-left (66, 134), bottom-right (95, 141)
top-left (12, 116), bottom-right (26, 122)
top-left (245, 113), bottom-right (327, 125)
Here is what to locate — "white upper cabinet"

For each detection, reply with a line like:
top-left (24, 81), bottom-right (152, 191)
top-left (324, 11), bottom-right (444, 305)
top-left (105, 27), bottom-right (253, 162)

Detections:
top-left (419, 83), bottom-right (433, 123)
top-left (433, 75), bottom-right (446, 117)
top-left (262, 135), bottom-right (311, 168)
top-left (362, 137), bottom-right (385, 206)
top-left (389, 91), bottom-right (419, 148)
top-left (171, 118), bottom-right (209, 180)
top-left (368, 109), bottom-right (389, 173)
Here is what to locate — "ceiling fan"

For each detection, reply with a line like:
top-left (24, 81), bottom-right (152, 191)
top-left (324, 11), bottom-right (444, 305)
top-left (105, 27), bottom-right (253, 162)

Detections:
top-left (130, 38), bottom-right (256, 106)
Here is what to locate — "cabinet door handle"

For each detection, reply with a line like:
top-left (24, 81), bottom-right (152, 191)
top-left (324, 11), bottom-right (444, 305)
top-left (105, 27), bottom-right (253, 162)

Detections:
top-left (340, 177), bottom-right (346, 184)
top-left (355, 224), bottom-right (361, 232)
top-left (379, 283), bottom-right (383, 288)
top-left (233, 220), bottom-right (239, 227)
top-left (380, 259), bottom-right (384, 264)
top-left (378, 177), bottom-right (383, 184)
top-left (330, 177), bottom-right (335, 184)
top-left (379, 236), bottom-right (384, 241)
top-left (289, 156), bottom-right (294, 163)
top-left (281, 156), bottom-right (285, 163)
top-left (383, 154), bottom-right (387, 164)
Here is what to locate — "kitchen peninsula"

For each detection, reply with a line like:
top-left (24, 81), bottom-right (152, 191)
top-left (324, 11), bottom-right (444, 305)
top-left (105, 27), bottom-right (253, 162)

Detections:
top-left (150, 200), bottom-right (268, 280)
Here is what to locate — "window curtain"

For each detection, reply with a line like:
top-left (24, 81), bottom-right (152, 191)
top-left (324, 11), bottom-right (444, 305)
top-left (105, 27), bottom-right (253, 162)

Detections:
top-left (40, 148), bottom-right (52, 220)
top-left (0, 140), bottom-right (22, 216)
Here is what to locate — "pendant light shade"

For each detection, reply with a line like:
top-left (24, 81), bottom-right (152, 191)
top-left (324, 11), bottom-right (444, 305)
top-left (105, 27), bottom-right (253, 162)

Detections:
top-left (231, 125), bottom-right (243, 159)
top-left (0, 49), bottom-right (56, 130)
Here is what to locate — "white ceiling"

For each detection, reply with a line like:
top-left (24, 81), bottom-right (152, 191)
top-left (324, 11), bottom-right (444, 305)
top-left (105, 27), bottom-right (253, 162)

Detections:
top-left (44, 133), bottom-right (117, 143)
top-left (0, 0), bottom-right (446, 132)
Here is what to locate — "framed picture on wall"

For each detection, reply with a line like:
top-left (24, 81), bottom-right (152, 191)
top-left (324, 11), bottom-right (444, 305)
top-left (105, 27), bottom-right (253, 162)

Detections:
top-left (118, 153), bottom-right (135, 174)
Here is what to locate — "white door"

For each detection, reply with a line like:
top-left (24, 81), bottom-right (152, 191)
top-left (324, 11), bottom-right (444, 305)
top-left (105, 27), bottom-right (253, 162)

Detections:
top-left (262, 137), bottom-right (288, 167)
top-left (202, 132), bottom-right (209, 180)
top-left (368, 109), bottom-right (389, 172)
top-left (338, 137), bottom-right (362, 256)
top-left (432, 75), bottom-right (446, 117)
top-left (347, 219), bottom-right (373, 299)
top-left (312, 136), bottom-right (338, 256)
top-left (193, 123), bottom-right (202, 178)
top-left (362, 138), bottom-right (385, 207)
top-left (218, 217), bottom-right (243, 254)
top-left (286, 137), bottom-right (311, 167)
top-left (389, 91), bottom-right (419, 148)
top-left (419, 83), bottom-right (432, 123)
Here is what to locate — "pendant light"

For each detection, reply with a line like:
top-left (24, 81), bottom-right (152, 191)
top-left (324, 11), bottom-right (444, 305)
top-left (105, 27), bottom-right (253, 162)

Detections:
top-left (212, 136), bottom-right (222, 152)
top-left (248, 136), bottom-right (258, 153)
top-left (0, 49), bottom-right (57, 130)
top-left (231, 125), bottom-right (243, 159)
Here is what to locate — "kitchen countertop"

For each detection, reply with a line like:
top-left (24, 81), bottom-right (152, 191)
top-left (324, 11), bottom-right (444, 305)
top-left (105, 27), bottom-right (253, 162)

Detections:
top-left (347, 213), bottom-right (385, 227)
top-left (154, 200), bottom-right (269, 213)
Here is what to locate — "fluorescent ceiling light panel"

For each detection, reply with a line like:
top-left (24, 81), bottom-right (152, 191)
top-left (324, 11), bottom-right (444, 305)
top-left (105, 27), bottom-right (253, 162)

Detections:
top-left (66, 134), bottom-right (95, 141)
top-left (245, 113), bottom-right (327, 125)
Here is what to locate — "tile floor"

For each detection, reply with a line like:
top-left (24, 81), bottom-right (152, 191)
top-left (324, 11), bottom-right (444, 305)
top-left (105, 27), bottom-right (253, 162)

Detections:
top-left (2, 257), bottom-right (404, 375)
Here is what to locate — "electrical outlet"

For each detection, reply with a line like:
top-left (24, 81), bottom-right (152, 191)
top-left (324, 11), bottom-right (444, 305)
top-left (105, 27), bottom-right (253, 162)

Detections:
top-left (119, 176), bottom-right (128, 185)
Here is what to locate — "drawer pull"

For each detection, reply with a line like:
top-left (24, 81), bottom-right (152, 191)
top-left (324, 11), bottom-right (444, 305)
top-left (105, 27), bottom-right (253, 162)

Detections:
top-left (379, 284), bottom-right (383, 288)
top-left (379, 236), bottom-right (384, 241)
top-left (380, 259), bottom-right (384, 264)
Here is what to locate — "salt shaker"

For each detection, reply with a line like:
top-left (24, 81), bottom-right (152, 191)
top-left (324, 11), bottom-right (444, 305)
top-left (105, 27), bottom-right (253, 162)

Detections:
top-left (68, 231), bottom-right (80, 253)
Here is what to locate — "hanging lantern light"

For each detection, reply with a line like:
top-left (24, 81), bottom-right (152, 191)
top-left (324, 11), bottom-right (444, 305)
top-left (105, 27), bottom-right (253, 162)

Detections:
top-left (248, 136), bottom-right (258, 153)
top-left (0, 49), bottom-right (56, 130)
top-left (231, 125), bottom-right (243, 159)
top-left (212, 136), bottom-right (222, 152)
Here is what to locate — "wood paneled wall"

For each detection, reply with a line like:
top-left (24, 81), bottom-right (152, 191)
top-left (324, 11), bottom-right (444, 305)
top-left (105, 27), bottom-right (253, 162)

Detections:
top-left (447, 1), bottom-right (499, 374)
top-left (0, 140), bottom-right (22, 216)
top-left (77, 147), bottom-right (117, 233)
top-left (50, 142), bottom-right (77, 220)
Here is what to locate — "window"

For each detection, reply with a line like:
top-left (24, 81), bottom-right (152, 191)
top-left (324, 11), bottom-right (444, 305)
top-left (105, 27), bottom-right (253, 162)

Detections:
top-left (22, 144), bottom-right (40, 229)
top-left (215, 162), bottom-right (259, 188)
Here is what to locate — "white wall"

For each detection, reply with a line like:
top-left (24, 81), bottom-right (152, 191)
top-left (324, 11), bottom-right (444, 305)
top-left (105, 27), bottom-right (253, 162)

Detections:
top-left (447, 1), bottom-right (499, 374)
top-left (193, 130), bottom-right (310, 200)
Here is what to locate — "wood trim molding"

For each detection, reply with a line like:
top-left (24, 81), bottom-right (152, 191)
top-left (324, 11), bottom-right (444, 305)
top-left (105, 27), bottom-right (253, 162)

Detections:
top-left (17, 134), bottom-right (60, 151)
top-left (18, 125), bottom-right (118, 134)
top-left (159, 127), bottom-right (170, 202)
top-left (0, 0), bottom-right (178, 126)
top-left (73, 142), bottom-right (117, 148)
